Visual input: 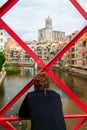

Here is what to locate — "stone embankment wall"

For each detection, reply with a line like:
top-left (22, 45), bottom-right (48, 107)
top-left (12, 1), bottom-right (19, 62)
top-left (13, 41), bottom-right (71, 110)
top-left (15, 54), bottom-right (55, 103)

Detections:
top-left (0, 71), bottom-right (6, 85)
top-left (69, 67), bottom-right (87, 76)
top-left (53, 66), bottom-right (87, 78)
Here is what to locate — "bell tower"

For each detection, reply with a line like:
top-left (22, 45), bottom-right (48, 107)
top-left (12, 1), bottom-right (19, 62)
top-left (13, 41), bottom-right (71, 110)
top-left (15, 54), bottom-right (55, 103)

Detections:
top-left (45, 16), bottom-right (52, 29)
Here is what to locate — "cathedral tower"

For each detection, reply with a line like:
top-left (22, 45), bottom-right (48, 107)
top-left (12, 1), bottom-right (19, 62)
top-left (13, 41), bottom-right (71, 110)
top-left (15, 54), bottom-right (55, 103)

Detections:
top-left (45, 16), bottom-right (52, 29)
top-left (38, 16), bottom-right (53, 43)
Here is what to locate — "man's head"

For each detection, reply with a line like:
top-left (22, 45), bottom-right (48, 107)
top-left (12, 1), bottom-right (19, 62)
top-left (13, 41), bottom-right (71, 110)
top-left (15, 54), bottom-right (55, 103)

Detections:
top-left (33, 72), bottom-right (50, 90)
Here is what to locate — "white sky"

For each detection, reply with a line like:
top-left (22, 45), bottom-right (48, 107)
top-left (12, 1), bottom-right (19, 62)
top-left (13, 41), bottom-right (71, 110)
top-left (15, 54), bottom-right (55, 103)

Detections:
top-left (0, 0), bottom-right (87, 41)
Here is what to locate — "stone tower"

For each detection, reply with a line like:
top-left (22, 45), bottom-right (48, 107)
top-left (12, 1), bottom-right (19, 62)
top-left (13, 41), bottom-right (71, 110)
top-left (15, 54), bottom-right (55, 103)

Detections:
top-left (38, 16), bottom-right (53, 43)
top-left (45, 16), bottom-right (52, 29)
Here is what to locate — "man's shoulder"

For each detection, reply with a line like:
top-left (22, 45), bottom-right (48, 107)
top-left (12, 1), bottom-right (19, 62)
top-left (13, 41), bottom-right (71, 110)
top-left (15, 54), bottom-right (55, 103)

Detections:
top-left (26, 90), bottom-right (61, 99)
top-left (29, 90), bottom-right (60, 96)
top-left (27, 91), bottom-right (36, 96)
top-left (47, 90), bottom-right (61, 98)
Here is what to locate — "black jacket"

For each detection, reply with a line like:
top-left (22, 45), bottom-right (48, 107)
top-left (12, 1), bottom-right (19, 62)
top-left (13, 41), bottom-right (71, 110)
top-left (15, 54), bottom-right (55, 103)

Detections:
top-left (19, 90), bottom-right (66, 130)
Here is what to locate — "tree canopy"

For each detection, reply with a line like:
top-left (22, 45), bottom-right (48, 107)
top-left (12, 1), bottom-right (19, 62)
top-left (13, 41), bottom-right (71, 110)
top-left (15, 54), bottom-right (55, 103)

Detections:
top-left (0, 52), bottom-right (5, 71)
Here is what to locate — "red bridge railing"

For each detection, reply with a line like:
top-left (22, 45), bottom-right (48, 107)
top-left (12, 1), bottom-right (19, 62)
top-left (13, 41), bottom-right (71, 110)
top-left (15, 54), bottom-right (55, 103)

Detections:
top-left (0, 0), bottom-right (87, 129)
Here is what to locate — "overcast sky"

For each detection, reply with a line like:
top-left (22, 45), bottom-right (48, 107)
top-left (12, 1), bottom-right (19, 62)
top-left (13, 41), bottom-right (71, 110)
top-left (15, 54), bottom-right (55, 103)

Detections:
top-left (0, 0), bottom-right (87, 41)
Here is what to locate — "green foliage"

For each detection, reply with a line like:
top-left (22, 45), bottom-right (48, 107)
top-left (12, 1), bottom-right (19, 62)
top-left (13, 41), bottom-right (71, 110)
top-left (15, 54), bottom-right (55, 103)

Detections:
top-left (0, 52), bottom-right (5, 71)
top-left (5, 68), bottom-right (21, 74)
top-left (4, 63), bottom-right (21, 74)
top-left (4, 63), bottom-right (14, 67)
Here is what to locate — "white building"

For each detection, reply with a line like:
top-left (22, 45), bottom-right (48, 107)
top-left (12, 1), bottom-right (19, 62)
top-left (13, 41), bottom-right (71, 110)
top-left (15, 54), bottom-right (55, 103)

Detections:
top-left (38, 16), bottom-right (53, 43)
top-left (24, 43), bottom-right (35, 61)
top-left (0, 26), bottom-right (4, 51)
top-left (38, 16), bottom-right (65, 43)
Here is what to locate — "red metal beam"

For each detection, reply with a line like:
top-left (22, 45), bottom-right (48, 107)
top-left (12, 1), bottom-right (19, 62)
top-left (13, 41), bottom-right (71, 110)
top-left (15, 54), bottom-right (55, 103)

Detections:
top-left (0, 0), bottom-right (19, 17)
top-left (0, 121), bottom-right (16, 130)
top-left (70, 0), bottom-right (87, 20)
top-left (41, 26), bottom-right (87, 71)
top-left (0, 0), bottom-right (87, 129)
top-left (70, 0), bottom-right (87, 128)
top-left (0, 69), bottom-right (87, 115)
top-left (0, 19), bottom-right (87, 116)
top-left (0, 114), bottom-right (87, 122)
top-left (0, 1), bottom-right (19, 128)
top-left (0, 68), bottom-right (87, 114)
top-left (0, 19), bottom-right (45, 68)
top-left (0, 19), bottom-right (87, 82)
top-left (72, 118), bottom-right (87, 130)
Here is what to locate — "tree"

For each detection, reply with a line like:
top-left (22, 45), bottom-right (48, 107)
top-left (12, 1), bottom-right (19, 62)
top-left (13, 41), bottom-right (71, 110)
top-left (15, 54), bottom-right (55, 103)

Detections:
top-left (0, 52), bottom-right (5, 71)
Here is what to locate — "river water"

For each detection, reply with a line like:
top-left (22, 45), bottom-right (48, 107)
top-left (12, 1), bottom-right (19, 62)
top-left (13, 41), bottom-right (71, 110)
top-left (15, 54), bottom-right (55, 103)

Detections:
top-left (0, 67), bottom-right (87, 130)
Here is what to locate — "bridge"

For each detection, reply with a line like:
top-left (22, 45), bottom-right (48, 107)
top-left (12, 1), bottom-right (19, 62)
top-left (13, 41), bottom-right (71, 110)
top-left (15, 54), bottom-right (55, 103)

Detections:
top-left (0, 0), bottom-right (87, 130)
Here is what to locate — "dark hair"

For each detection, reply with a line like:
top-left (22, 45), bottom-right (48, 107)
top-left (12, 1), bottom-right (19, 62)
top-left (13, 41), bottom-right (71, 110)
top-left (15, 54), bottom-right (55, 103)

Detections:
top-left (33, 72), bottom-right (50, 90)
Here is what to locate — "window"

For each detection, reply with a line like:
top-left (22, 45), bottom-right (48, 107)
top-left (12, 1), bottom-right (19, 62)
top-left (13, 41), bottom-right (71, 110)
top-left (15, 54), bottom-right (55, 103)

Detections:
top-left (72, 60), bottom-right (74, 64)
top-left (72, 54), bottom-right (75, 58)
top-left (82, 61), bottom-right (85, 66)
top-left (0, 38), bottom-right (3, 42)
top-left (83, 53), bottom-right (85, 58)
top-left (72, 48), bottom-right (75, 52)
top-left (1, 32), bottom-right (3, 35)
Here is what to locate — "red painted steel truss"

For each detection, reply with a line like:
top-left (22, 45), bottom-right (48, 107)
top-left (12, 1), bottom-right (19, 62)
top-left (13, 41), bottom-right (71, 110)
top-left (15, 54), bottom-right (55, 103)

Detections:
top-left (0, 0), bottom-right (87, 129)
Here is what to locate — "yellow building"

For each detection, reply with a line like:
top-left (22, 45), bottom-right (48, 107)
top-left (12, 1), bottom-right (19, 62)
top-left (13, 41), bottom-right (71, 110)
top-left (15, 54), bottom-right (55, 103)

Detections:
top-left (4, 38), bottom-right (23, 61)
top-left (68, 32), bottom-right (87, 69)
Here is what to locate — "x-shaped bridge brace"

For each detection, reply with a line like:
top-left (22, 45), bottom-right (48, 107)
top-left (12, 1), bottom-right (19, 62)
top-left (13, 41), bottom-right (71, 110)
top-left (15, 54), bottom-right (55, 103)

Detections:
top-left (0, 0), bottom-right (87, 129)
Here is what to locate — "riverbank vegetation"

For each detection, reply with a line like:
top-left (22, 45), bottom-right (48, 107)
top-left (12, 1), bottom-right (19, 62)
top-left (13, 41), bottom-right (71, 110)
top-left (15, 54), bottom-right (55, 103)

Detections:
top-left (4, 63), bottom-right (21, 74)
top-left (0, 52), bottom-right (5, 71)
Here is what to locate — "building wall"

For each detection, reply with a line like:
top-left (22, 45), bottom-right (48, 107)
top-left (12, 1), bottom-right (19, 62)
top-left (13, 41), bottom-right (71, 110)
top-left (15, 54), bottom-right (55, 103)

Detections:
top-left (67, 32), bottom-right (87, 69)
top-left (38, 17), bottom-right (65, 43)
top-left (38, 28), bottom-right (46, 43)
top-left (0, 27), bottom-right (4, 51)
top-left (4, 38), bottom-right (36, 61)
top-left (4, 38), bottom-right (23, 61)
top-left (52, 31), bottom-right (65, 43)
top-left (45, 29), bottom-right (52, 42)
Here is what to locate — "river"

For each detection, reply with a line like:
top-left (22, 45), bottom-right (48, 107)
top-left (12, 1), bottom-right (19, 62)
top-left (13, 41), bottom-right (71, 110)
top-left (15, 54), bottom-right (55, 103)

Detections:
top-left (0, 67), bottom-right (87, 130)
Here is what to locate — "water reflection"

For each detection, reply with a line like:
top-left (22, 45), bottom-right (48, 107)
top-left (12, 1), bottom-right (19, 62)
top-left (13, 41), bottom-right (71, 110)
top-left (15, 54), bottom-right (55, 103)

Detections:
top-left (24, 67), bottom-right (34, 76)
top-left (0, 67), bottom-right (87, 130)
top-left (53, 69), bottom-right (87, 130)
top-left (53, 68), bottom-right (87, 101)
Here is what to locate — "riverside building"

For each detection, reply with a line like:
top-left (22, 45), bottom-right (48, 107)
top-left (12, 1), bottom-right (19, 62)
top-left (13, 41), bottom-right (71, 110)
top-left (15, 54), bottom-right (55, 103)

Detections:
top-left (67, 32), bottom-right (87, 69)
top-left (0, 26), bottom-right (4, 51)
